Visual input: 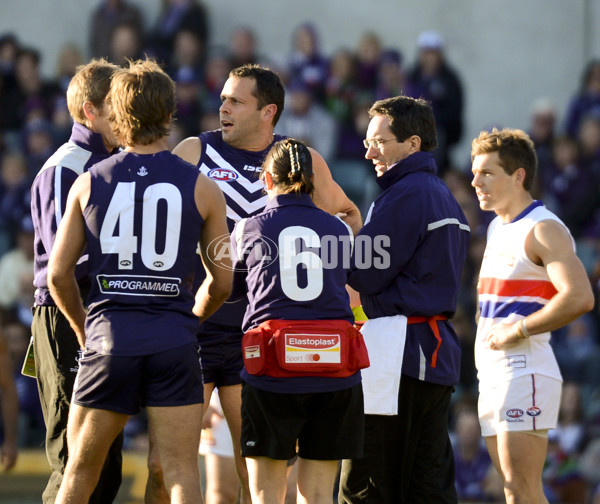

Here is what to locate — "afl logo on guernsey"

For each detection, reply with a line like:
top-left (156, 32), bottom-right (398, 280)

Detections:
top-left (208, 168), bottom-right (238, 181)
top-left (527, 406), bottom-right (541, 417)
top-left (506, 409), bottom-right (523, 418)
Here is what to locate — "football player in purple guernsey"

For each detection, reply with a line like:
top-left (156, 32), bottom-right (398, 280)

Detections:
top-left (161, 64), bottom-right (363, 504)
top-left (47, 59), bottom-right (232, 504)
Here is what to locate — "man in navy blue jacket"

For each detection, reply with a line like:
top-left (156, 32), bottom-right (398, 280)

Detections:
top-left (30, 58), bottom-right (123, 504)
top-left (339, 96), bottom-right (470, 504)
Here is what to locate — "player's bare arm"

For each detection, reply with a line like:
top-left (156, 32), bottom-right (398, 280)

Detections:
top-left (192, 174), bottom-right (233, 321)
top-left (309, 148), bottom-right (362, 234)
top-left (47, 173), bottom-right (90, 348)
top-left (486, 219), bottom-right (594, 350)
top-left (172, 136), bottom-right (203, 166)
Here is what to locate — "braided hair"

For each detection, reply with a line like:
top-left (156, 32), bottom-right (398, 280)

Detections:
top-left (261, 138), bottom-right (314, 194)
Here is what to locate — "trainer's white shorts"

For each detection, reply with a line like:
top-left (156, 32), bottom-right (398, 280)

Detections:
top-left (478, 373), bottom-right (561, 437)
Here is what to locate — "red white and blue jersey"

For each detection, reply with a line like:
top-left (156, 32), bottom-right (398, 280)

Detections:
top-left (231, 193), bottom-right (358, 393)
top-left (192, 130), bottom-right (287, 327)
top-left (476, 201), bottom-right (566, 383)
top-left (83, 150), bottom-right (203, 356)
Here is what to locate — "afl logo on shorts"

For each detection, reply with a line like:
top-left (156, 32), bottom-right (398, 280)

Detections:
top-left (526, 406), bottom-right (541, 417)
top-left (208, 168), bottom-right (238, 181)
top-left (506, 408), bottom-right (523, 418)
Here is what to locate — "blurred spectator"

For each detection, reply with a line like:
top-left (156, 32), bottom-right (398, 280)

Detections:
top-left (544, 427), bottom-right (588, 504)
top-left (287, 22), bottom-right (329, 102)
top-left (148, 0), bottom-right (209, 67)
top-left (580, 439), bottom-right (600, 500)
top-left (0, 152), bottom-right (31, 255)
top-left (168, 27), bottom-right (205, 80)
top-left (107, 21), bottom-right (145, 66)
top-left (543, 134), bottom-right (597, 239)
top-left (325, 48), bottom-right (358, 127)
top-left (88, 0), bottom-right (144, 59)
top-left (564, 59), bottom-right (600, 139)
top-left (552, 314), bottom-right (600, 387)
top-left (201, 47), bottom-right (231, 114)
top-left (275, 80), bottom-right (337, 162)
top-left (0, 33), bottom-right (18, 78)
top-left (199, 109), bottom-right (220, 132)
top-left (55, 43), bottom-right (84, 94)
top-left (333, 91), bottom-right (374, 162)
top-left (355, 31), bottom-right (382, 92)
top-left (451, 406), bottom-right (504, 502)
top-left (0, 34), bottom-right (21, 137)
top-left (0, 326), bottom-right (18, 471)
top-left (578, 111), bottom-right (600, 173)
top-left (22, 118), bottom-right (56, 175)
top-left (0, 215), bottom-right (34, 311)
top-left (174, 66), bottom-right (202, 138)
top-left (374, 49), bottom-right (409, 101)
top-left (14, 47), bottom-right (62, 126)
top-left (228, 26), bottom-right (262, 69)
top-left (528, 98), bottom-right (557, 198)
top-left (407, 30), bottom-right (464, 175)
top-left (555, 382), bottom-right (588, 455)
top-left (3, 319), bottom-right (44, 448)
top-left (50, 96), bottom-right (72, 146)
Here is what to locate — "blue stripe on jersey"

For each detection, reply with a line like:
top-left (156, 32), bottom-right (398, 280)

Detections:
top-left (479, 300), bottom-right (545, 319)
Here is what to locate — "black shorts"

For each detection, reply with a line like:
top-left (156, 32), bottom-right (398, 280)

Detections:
top-left (73, 343), bottom-right (203, 415)
top-left (198, 321), bottom-right (244, 387)
top-left (241, 381), bottom-right (364, 461)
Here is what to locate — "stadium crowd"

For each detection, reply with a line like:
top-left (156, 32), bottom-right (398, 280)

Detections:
top-left (0, 1), bottom-right (600, 502)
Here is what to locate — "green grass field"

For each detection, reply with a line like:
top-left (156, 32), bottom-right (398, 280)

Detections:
top-left (0, 449), bottom-right (149, 504)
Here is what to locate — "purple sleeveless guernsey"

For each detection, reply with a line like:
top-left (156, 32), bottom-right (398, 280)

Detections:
top-left (83, 150), bottom-right (203, 356)
top-left (193, 130), bottom-right (287, 327)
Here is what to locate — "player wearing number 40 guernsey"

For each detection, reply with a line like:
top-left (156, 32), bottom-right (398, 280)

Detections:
top-left (171, 63), bottom-right (362, 504)
top-left (471, 127), bottom-right (594, 504)
top-left (47, 59), bottom-right (232, 504)
top-left (231, 138), bottom-right (366, 504)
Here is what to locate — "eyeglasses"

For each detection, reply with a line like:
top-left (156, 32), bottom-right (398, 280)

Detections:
top-left (363, 137), bottom-right (397, 150)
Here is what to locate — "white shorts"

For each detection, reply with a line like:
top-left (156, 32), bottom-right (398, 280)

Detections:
top-left (199, 395), bottom-right (234, 458)
top-left (478, 373), bottom-right (561, 437)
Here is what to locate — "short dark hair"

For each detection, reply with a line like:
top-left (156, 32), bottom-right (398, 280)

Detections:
top-left (229, 64), bottom-right (285, 126)
top-left (369, 96), bottom-right (437, 152)
top-left (471, 128), bottom-right (537, 191)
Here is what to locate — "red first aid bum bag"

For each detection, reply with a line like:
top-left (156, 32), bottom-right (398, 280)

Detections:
top-left (242, 319), bottom-right (370, 378)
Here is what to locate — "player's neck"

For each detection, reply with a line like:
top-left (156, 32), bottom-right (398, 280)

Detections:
top-left (496, 192), bottom-right (535, 223)
top-left (124, 137), bottom-right (170, 154)
top-left (228, 130), bottom-right (274, 152)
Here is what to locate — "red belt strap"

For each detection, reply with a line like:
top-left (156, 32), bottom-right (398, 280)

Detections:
top-left (407, 315), bottom-right (447, 368)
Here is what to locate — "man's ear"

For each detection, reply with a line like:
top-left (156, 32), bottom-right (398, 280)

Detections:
top-left (82, 100), bottom-right (96, 121)
top-left (515, 167), bottom-right (527, 186)
top-left (262, 104), bottom-right (277, 122)
top-left (409, 134), bottom-right (422, 153)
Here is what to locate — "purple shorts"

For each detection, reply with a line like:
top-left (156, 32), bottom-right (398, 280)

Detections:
top-left (73, 343), bottom-right (203, 415)
top-left (197, 321), bottom-right (244, 387)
